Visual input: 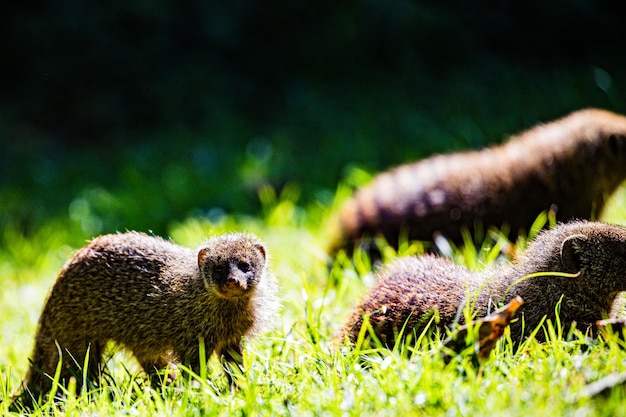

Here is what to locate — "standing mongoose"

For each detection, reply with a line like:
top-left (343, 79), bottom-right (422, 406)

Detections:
top-left (341, 221), bottom-right (626, 346)
top-left (14, 231), bottom-right (279, 406)
top-left (330, 108), bottom-right (626, 255)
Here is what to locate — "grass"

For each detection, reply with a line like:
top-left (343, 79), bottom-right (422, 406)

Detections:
top-left (2, 10), bottom-right (626, 412)
top-left (2, 182), bottom-right (626, 416)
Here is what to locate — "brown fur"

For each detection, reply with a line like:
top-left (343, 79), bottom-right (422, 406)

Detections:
top-left (341, 221), bottom-right (626, 346)
top-left (331, 109), bottom-right (626, 254)
top-left (15, 231), bottom-right (279, 406)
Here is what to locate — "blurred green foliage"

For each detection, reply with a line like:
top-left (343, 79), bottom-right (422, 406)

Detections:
top-left (2, 1), bottom-right (626, 239)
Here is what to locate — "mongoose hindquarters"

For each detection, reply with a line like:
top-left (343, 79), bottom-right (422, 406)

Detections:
top-left (15, 231), bottom-right (279, 406)
top-left (331, 109), bottom-right (626, 254)
top-left (341, 221), bottom-right (626, 346)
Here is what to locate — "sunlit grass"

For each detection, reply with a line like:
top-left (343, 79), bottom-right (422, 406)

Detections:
top-left (2, 184), bottom-right (626, 415)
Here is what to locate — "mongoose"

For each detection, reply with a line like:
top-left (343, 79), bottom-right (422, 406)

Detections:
top-left (341, 221), bottom-right (626, 346)
top-left (14, 231), bottom-right (279, 406)
top-left (330, 108), bottom-right (626, 254)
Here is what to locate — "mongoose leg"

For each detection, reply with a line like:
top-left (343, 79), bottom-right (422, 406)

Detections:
top-left (21, 332), bottom-right (60, 404)
top-left (179, 345), bottom-right (201, 375)
top-left (136, 354), bottom-right (174, 386)
top-left (19, 333), bottom-right (102, 409)
top-left (56, 337), bottom-right (103, 391)
top-left (220, 341), bottom-right (243, 386)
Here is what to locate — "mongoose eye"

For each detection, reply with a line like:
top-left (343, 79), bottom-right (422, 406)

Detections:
top-left (609, 134), bottom-right (626, 155)
top-left (238, 261), bottom-right (251, 273)
top-left (214, 265), bottom-right (226, 275)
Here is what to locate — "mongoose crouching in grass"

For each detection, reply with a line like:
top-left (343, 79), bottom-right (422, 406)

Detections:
top-left (330, 108), bottom-right (626, 255)
top-left (14, 231), bottom-right (279, 407)
top-left (341, 221), bottom-right (626, 347)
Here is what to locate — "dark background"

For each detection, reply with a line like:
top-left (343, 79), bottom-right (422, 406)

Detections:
top-left (2, 0), bottom-right (626, 237)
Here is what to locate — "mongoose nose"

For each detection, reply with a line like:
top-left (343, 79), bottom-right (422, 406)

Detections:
top-left (226, 278), bottom-right (247, 290)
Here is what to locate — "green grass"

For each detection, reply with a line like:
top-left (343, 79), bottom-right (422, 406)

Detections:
top-left (2, 183), bottom-right (626, 416)
top-left (3, 7), bottom-right (626, 413)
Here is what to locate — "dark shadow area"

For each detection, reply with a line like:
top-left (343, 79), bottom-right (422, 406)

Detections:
top-left (2, 0), bottom-right (626, 235)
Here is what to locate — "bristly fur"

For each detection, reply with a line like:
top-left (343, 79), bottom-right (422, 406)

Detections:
top-left (341, 221), bottom-right (626, 347)
top-left (13, 231), bottom-right (279, 408)
top-left (330, 109), bottom-right (626, 255)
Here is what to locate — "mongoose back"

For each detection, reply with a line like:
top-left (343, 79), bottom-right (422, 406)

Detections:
top-left (15, 231), bottom-right (279, 406)
top-left (331, 109), bottom-right (626, 254)
top-left (341, 221), bottom-right (626, 346)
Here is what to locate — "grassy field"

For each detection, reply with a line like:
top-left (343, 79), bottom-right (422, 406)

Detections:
top-left (2, 178), bottom-right (626, 416)
top-left (4, 3), bottom-right (626, 414)
top-left (2, 42), bottom-right (626, 414)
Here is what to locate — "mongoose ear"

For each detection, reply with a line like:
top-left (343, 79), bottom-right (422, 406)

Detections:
top-left (198, 248), bottom-right (209, 268)
top-left (254, 242), bottom-right (267, 261)
top-left (608, 133), bottom-right (626, 155)
top-left (560, 234), bottom-right (586, 274)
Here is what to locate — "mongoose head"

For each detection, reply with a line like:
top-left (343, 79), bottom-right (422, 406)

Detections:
top-left (197, 233), bottom-right (267, 298)
top-left (517, 221), bottom-right (626, 314)
top-left (575, 109), bottom-right (626, 181)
